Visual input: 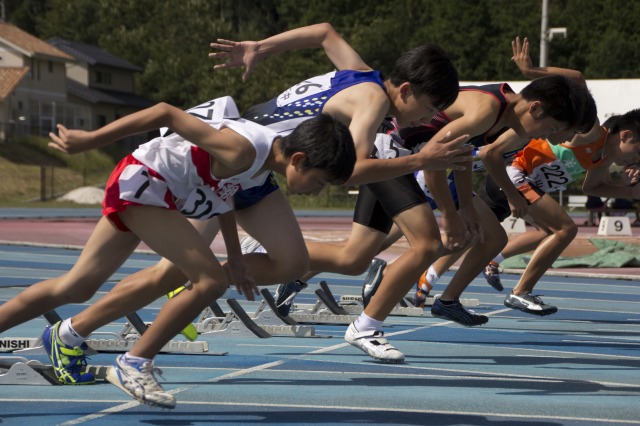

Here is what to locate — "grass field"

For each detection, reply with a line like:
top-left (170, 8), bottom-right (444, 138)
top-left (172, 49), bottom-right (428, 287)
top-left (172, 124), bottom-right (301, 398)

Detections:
top-left (0, 137), bottom-right (357, 209)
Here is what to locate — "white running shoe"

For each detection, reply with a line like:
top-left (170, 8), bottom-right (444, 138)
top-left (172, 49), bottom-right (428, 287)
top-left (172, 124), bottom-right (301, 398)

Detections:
top-left (344, 323), bottom-right (404, 363)
top-left (106, 354), bottom-right (176, 409)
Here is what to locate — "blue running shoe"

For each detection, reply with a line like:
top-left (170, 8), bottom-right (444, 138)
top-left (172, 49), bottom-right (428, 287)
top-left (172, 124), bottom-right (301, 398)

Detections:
top-left (273, 279), bottom-right (308, 317)
top-left (431, 298), bottom-right (488, 326)
top-left (361, 258), bottom-right (386, 308)
top-left (106, 354), bottom-right (176, 409)
top-left (42, 321), bottom-right (95, 385)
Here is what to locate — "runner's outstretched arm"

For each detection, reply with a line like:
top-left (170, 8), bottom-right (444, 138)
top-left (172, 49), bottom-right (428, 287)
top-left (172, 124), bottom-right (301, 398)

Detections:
top-left (209, 22), bottom-right (370, 81)
top-left (511, 36), bottom-right (585, 84)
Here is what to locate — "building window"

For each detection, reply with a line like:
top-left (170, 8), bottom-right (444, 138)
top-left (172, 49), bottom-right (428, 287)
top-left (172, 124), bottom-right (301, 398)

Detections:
top-left (97, 115), bottom-right (107, 128)
top-left (48, 61), bottom-right (53, 73)
top-left (94, 71), bottom-right (112, 85)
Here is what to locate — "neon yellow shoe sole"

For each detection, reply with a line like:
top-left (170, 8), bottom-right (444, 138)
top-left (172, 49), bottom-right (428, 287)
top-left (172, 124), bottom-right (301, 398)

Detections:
top-left (167, 285), bottom-right (198, 341)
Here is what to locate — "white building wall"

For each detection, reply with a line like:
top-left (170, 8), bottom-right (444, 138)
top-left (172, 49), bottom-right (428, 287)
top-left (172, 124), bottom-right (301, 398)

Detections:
top-left (462, 79), bottom-right (640, 124)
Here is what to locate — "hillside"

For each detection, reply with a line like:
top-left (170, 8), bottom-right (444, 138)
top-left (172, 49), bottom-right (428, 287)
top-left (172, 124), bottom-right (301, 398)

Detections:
top-left (0, 140), bottom-right (114, 205)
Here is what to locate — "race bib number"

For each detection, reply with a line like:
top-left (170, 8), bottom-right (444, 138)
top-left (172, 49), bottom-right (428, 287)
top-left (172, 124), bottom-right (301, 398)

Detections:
top-left (372, 133), bottom-right (412, 159)
top-left (118, 164), bottom-right (169, 207)
top-left (277, 72), bottom-right (334, 107)
top-left (180, 183), bottom-right (239, 220)
top-left (160, 96), bottom-right (240, 137)
top-left (529, 160), bottom-right (572, 192)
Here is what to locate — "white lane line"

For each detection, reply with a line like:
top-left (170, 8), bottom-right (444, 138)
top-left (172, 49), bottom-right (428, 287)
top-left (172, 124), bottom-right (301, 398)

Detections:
top-left (45, 307), bottom-right (639, 423)
top-left (0, 399), bottom-right (632, 425)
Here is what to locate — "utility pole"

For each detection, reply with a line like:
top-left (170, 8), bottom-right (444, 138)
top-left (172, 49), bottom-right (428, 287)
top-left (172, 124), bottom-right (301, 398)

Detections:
top-left (540, 0), bottom-right (550, 67)
top-left (540, 0), bottom-right (568, 205)
top-left (0, 0), bottom-right (6, 22)
top-left (540, 0), bottom-right (567, 67)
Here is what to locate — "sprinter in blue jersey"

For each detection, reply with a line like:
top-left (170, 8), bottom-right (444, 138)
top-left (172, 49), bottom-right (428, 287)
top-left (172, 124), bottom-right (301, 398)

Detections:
top-left (12, 21), bottom-right (473, 400)
top-left (211, 23), bottom-right (486, 363)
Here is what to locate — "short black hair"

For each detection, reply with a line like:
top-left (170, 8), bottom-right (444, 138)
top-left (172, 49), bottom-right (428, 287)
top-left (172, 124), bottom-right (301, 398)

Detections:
top-left (576, 88), bottom-right (598, 133)
top-left (281, 114), bottom-right (355, 184)
top-left (521, 75), bottom-right (597, 132)
top-left (605, 109), bottom-right (640, 138)
top-left (388, 44), bottom-right (459, 110)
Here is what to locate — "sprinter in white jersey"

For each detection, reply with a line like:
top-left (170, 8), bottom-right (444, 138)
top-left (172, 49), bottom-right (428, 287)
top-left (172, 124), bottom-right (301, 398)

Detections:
top-left (6, 23), bottom-right (472, 387)
top-left (0, 98), bottom-right (356, 408)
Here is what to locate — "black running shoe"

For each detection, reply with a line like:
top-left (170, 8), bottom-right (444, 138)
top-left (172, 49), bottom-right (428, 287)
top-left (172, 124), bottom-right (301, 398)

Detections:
top-left (273, 279), bottom-right (308, 316)
top-left (431, 298), bottom-right (488, 326)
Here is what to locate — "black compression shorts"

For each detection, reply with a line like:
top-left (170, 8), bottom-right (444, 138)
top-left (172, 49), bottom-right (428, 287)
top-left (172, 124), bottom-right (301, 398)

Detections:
top-left (353, 173), bottom-right (428, 234)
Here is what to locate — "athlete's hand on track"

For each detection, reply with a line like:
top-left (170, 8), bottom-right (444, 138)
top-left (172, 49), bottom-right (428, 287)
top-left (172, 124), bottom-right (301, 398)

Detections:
top-left (48, 124), bottom-right (98, 154)
top-left (226, 255), bottom-right (259, 301)
top-left (624, 166), bottom-right (640, 186)
top-left (459, 205), bottom-right (484, 244)
top-left (440, 211), bottom-right (470, 251)
top-left (417, 131), bottom-right (473, 171)
top-left (209, 39), bottom-right (260, 82)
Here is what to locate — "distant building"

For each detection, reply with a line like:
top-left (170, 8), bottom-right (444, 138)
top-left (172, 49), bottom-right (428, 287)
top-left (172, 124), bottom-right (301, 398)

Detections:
top-left (0, 22), bottom-right (153, 148)
top-left (0, 21), bottom-right (72, 141)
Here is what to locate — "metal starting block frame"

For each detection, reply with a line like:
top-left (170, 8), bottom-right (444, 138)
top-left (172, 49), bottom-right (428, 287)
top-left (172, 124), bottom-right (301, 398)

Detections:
top-left (1, 308), bottom-right (212, 357)
top-left (196, 292), bottom-right (316, 338)
top-left (289, 281), bottom-right (357, 325)
top-left (83, 323), bottom-right (211, 354)
top-left (338, 295), bottom-right (424, 317)
top-left (0, 356), bottom-right (59, 385)
top-left (290, 281), bottom-right (480, 324)
top-left (0, 355), bottom-right (111, 386)
top-left (340, 294), bottom-right (478, 312)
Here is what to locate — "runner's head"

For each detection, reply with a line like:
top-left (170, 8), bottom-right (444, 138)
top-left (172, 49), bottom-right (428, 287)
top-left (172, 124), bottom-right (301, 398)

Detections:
top-left (603, 109), bottom-right (640, 167)
top-left (518, 75), bottom-right (597, 140)
top-left (280, 114), bottom-right (355, 194)
top-left (387, 44), bottom-right (459, 128)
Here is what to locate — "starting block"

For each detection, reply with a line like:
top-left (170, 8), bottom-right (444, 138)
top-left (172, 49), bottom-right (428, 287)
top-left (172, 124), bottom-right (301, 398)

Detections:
top-left (289, 281), bottom-right (357, 325)
top-left (196, 297), bottom-right (317, 338)
top-left (598, 215), bottom-right (632, 236)
top-left (0, 355), bottom-right (111, 385)
top-left (0, 356), bottom-right (58, 385)
top-left (338, 295), bottom-right (424, 316)
top-left (4, 309), bottom-right (212, 357)
top-left (339, 292), bottom-right (479, 311)
top-left (196, 299), bottom-right (271, 338)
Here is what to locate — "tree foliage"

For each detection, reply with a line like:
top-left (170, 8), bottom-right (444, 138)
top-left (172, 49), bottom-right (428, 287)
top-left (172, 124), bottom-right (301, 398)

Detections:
top-left (7, 0), bottom-right (638, 110)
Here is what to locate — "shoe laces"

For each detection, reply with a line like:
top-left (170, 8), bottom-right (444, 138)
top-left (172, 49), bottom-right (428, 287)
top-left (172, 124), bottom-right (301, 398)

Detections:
top-left (60, 344), bottom-right (90, 376)
top-left (138, 362), bottom-right (166, 392)
top-left (529, 294), bottom-right (547, 305)
top-left (450, 299), bottom-right (479, 315)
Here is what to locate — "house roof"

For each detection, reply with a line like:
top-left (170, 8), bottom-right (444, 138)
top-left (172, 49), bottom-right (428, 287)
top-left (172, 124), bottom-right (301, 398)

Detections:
top-left (67, 79), bottom-right (154, 109)
top-left (0, 67), bottom-right (29, 100)
top-left (0, 22), bottom-right (73, 61)
top-left (48, 37), bottom-right (142, 72)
